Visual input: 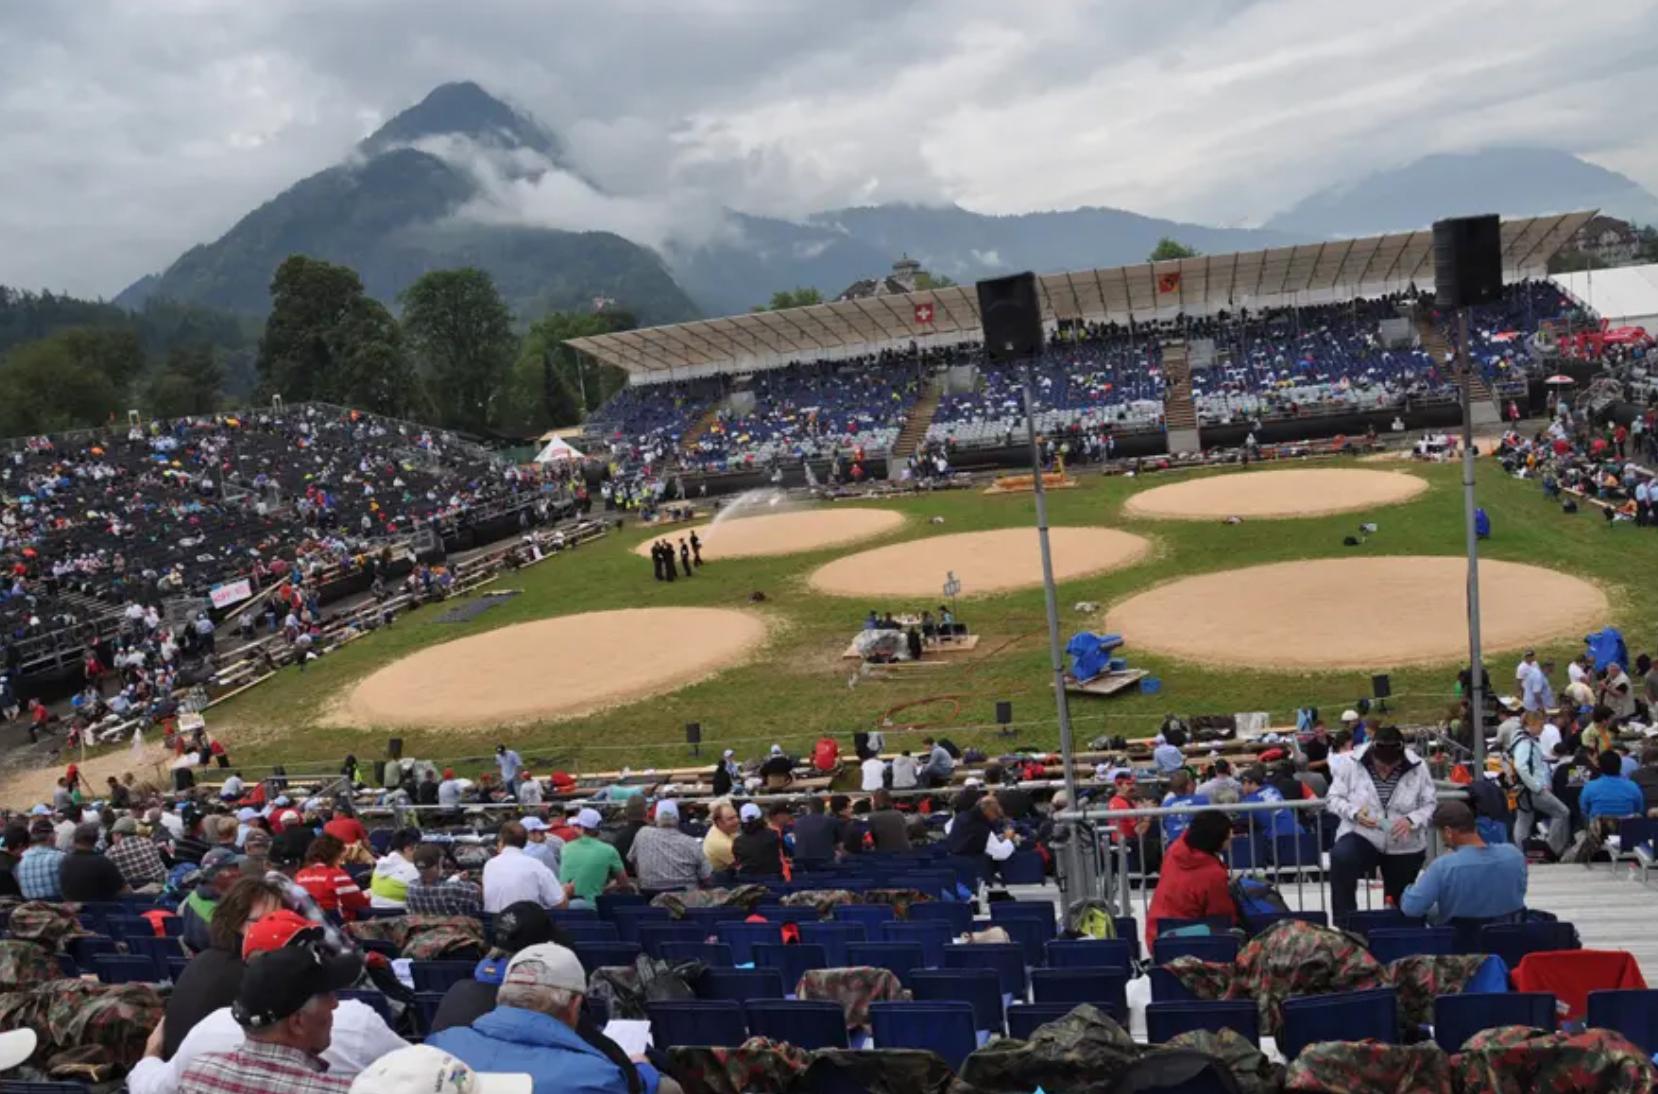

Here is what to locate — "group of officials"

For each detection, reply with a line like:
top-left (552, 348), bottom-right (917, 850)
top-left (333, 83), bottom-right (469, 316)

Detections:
top-left (648, 532), bottom-right (701, 581)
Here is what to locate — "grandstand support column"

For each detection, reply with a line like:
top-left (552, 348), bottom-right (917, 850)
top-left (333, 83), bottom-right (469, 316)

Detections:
top-left (1020, 360), bottom-right (1097, 903)
top-left (1458, 309), bottom-right (1487, 769)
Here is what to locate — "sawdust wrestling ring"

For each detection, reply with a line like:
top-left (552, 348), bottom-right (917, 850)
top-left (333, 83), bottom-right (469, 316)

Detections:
top-left (1122, 468), bottom-right (1428, 520)
top-left (633, 507), bottom-right (903, 559)
top-left (808, 527), bottom-right (1151, 599)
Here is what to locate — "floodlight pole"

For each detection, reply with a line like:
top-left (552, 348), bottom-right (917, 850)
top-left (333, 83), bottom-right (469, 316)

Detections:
top-left (1457, 308), bottom-right (1487, 770)
top-left (1021, 359), bottom-right (1093, 898)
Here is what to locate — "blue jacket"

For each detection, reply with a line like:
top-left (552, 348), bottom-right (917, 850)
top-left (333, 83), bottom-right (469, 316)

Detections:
top-left (428, 1005), bottom-right (632, 1094)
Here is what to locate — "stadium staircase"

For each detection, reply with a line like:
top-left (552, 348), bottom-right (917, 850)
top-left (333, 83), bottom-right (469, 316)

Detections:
top-left (891, 380), bottom-right (943, 460)
top-left (1414, 314), bottom-right (1502, 426)
top-left (680, 404), bottom-right (722, 450)
top-left (1160, 343), bottom-right (1203, 454)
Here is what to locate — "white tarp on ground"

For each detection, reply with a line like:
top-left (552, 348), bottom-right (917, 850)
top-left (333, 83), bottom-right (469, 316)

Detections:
top-left (1553, 263), bottom-right (1658, 334)
top-left (533, 436), bottom-right (584, 463)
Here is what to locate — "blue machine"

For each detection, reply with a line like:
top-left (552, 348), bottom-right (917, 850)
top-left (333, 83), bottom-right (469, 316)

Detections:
top-left (1066, 632), bottom-right (1124, 683)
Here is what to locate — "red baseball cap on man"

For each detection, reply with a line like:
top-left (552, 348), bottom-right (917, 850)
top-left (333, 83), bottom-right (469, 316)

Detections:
top-left (241, 910), bottom-right (323, 959)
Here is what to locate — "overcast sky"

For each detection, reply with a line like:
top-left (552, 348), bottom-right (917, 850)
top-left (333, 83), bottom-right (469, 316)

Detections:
top-left (3, 0), bottom-right (1656, 299)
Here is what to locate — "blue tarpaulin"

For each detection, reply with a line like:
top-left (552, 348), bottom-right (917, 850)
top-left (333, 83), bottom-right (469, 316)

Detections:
top-left (1066, 632), bottom-right (1124, 683)
top-left (1586, 627), bottom-right (1629, 673)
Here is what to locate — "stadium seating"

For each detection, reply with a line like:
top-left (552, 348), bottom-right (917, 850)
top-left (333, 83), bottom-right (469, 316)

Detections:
top-left (1146, 1000), bottom-right (1261, 1045)
top-left (869, 1001), bottom-right (978, 1070)
top-left (1433, 992), bottom-right (1555, 1053)
top-left (1279, 989), bottom-right (1399, 1062)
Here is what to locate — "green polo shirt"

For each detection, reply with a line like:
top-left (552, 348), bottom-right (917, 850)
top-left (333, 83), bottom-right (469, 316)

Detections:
top-left (559, 835), bottom-right (624, 900)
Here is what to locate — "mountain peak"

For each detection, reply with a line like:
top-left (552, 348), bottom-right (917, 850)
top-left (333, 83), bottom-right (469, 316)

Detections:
top-left (360, 81), bottom-right (563, 161)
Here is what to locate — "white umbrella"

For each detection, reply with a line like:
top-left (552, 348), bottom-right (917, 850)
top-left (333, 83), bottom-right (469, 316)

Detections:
top-left (1545, 375), bottom-right (1575, 385)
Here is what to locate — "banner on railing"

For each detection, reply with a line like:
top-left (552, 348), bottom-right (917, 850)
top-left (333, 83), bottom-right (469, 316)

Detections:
top-left (209, 578), bottom-right (254, 610)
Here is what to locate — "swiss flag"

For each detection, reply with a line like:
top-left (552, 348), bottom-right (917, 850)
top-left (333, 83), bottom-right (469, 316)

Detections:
top-left (914, 302), bottom-right (935, 325)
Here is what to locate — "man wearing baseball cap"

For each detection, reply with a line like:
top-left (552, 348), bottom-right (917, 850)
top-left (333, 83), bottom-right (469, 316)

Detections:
top-left (429, 943), bottom-right (671, 1094)
top-left (131, 909), bottom-right (406, 1094)
top-left (348, 1044), bottom-right (529, 1094)
top-left (558, 809), bottom-right (627, 905)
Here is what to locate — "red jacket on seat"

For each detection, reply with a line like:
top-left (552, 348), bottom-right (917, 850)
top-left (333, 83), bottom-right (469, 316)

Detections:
top-left (1512, 949), bottom-right (1647, 1022)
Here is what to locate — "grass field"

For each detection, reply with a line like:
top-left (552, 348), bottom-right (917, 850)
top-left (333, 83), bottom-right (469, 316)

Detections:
top-left (208, 456), bottom-right (1653, 777)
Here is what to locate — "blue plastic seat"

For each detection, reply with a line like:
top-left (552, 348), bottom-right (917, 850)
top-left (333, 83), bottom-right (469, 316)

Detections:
top-left (65, 936), bottom-right (119, 968)
top-left (126, 935), bottom-right (185, 980)
top-left (909, 870), bottom-right (957, 899)
top-left (1334, 909), bottom-right (1422, 939)
top-left (1007, 1002), bottom-right (1084, 1039)
top-left (1030, 967), bottom-right (1128, 1017)
top-left (1587, 990), bottom-right (1658, 1055)
top-left (989, 901), bottom-right (1055, 923)
top-left (1152, 936), bottom-right (1238, 966)
top-left (549, 907), bottom-right (601, 923)
top-left (92, 954), bottom-right (158, 984)
top-left (1156, 917), bottom-right (1234, 936)
top-left (1149, 967), bottom-right (1197, 1002)
top-left (412, 991), bottom-right (446, 1036)
top-left (880, 921), bottom-right (953, 967)
top-left (942, 942), bottom-right (1028, 997)
top-left (870, 1001), bottom-right (977, 1071)
top-left (1114, 917), bottom-right (1142, 961)
top-left (744, 999), bottom-right (849, 1049)
top-left (906, 901), bottom-right (973, 935)
top-left (1273, 831), bottom-right (1323, 873)
top-left (1279, 989), bottom-right (1398, 1062)
top-left (995, 916), bottom-right (1055, 967)
top-left (908, 967), bottom-right (1005, 1034)
top-left (339, 989), bottom-right (393, 1023)
top-left (1243, 910), bottom-right (1327, 935)
top-left (1477, 921), bottom-right (1579, 969)
top-left (595, 892), bottom-right (652, 918)
top-left (697, 967), bottom-right (785, 1003)
top-left (753, 942), bottom-right (828, 987)
top-left (844, 942), bottom-right (926, 983)
top-left (798, 922), bottom-right (867, 967)
top-left (716, 921), bottom-right (784, 964)
top-left (648, 1000), bottom-right (748, 1048)
top-left (753, 905), bottom-right (818, 925)
top-left (571, 942), bottom-right (643, 975)
top-left (558, 922), bottom-right (622, 944)
top-left (410, 960), bottom-right (478, 994)
top-left (831, 904), bottom-right (897, 932)
top-left (1045, 938), bottom-right (1134, 971)
top-left (999, 850), bottom-right (1046, 885)
top-left (1146, 1000), bottom-right (1260, 1045)
top-left (101, 915), bottom-right (156, 941)
top-left (1366, 927), bottom-right (1456, 963)
top-left (684, 906), bottom-right (751, 930)
top-left (1434, 992), bottom-right (1555, 1053)
top-left (659, 941), bottom-right (734, 968)
top-left (608, 905), bottom-right (672, 943)
top-left (637, 922), bottom-right (712, 958)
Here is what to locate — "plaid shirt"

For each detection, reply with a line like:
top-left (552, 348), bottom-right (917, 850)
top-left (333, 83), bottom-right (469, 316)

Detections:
top-left (17, 846), bottom-right (64, 900)
top-left (405, 877), bottom-right (484, 918)
top-left (178, 1040), bottom-right (351, 1094)
top-left (628, 826), bottom-right (713, 891)
top-left (108, 834), bottom-right (168, 887)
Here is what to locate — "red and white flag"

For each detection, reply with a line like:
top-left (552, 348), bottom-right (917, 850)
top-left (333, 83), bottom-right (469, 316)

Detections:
top-left (914, 302), bottom-right (935, 325)
top-left (1156, 272), bottom-right (1182, 295)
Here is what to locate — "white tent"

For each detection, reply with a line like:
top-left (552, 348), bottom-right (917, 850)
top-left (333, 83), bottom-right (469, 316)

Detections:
top-left (1553, 263), bottom-right (1658, 335)
top-left (533, 436), bottom-right (584, 463)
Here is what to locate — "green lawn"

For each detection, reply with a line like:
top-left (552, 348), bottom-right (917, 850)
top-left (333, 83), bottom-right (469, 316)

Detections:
top-left (209, 459), bottom-right (1652, 778)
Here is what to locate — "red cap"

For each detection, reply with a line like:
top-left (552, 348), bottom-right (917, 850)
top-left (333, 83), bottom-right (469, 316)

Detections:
top-left (241, 909), bottom-right (321, 958)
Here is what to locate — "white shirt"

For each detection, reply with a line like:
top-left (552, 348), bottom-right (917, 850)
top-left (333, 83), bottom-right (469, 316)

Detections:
top-left (985, 830), bottom-right (1017, 862)
top-left (124, 1000), bottom-right (406, 1094)
top-left (1568, 661), bottom-right (1589, 686)
top-left (860, 758), bottom-right (886, 792)
top-left (1515, 657), bottom-right (1534, 684)
top-left (221, 775), bottom-right (244, 798)
top-left (437, 779), bottom-right (462, 807)
top-left (482, 844), bottom-right (567, 912)
top-left (1538, 722), bottom-right (1563, 763)
top-left (517, 779), bottom-right (543, 806)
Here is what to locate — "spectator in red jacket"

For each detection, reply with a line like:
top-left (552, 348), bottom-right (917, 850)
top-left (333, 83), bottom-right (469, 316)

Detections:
top-left (1146, 809), bottom-right (1237, 946)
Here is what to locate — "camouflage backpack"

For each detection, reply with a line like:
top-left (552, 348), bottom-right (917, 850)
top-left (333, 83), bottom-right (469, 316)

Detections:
top-left (4, 902), bottom-right (90, 951)
top-left (1283, 1040), bottom-right (1452, 1093)
top-left (1449, 1025), bottom-right (1658, 1093)
top-left (0, 939), bottom-right (61, 987)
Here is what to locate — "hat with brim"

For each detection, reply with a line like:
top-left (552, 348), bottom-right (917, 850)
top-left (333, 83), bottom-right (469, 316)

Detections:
top-left (348, 1044), bottom-right (531, 1094)
top-left (233, 945), bottom-right (362, 1029)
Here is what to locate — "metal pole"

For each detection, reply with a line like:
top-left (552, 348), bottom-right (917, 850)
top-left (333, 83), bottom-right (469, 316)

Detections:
top-left (1458, 309), bottom-right (1487, 770)
top-left (1021, 358), bottom-right (1093, 900)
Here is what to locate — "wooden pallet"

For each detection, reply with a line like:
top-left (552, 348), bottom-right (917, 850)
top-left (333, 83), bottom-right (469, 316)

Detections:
top-left (1059, 669), bottom-right (1148, 697)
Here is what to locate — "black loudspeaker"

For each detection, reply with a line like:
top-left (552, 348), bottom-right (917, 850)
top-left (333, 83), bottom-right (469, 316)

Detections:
top-left (1433, 214), bottom-right (1503, 309)
top-left (996, 701), bottom-right (1013, 725)
top-left (685, 722), bottom-right (701, 745)
top-left (388, 737), bottom-right (403, 760)
top-left (1372, 674), bottom-right (1392, 700)
top-left (976, 272), bottom-right (1044, 361)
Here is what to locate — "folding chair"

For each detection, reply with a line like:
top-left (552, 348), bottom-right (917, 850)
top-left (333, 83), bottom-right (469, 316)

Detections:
top-left (1587, 990), bottom-right (1658, 1056)
top-left (1433, 992), bottom-right (1556, 1053)
top-left (880, 921), bottom-right (953, 967)
top-left (1365, 927), bottom-right (1456, 963)
top-left (1152, 936), bottom-right (1238, 966)
top-left (1045, 938), bottom-right (1134, 971)
top-left (91, 954), bottom-right (158, 984)
top-left (744, 1000), bottom-right (849, 1049)
top-left (571, 942), bottom-right (643, 975)
top-left (908, 968), bottom-right (1005, 1034)
top-left (1279, 988), bottom-right (1398, 1062)
top-left (659, 941), bottom-right (734, 968)
top-left (1478, 921), bottom-right (1579, 970)
top-left (906, 901), bottom-right (973, 935)
top-left (753, 942), bottom-right (828, 987)
top-left (869, 1001), bottom-right (977, 1071)
top-left (1146, 1000), bottom-right (1261, 1045)
top-left (647, 1000), bottom-right (748, 1049)
top-left (1007, 1002), bottom-right (1083, 1039)
top-left (410, 960), bottom-right (478, 994)
top-left (716, 921), bottom-right (783, 964)
top-left (697, 967), bottom-right (785, 1004)
top-left (798, 922), bottom-right (868, 967)
top-left (832, 904), bottom-right (897, 932)
top-left (637, 922), bottom-right (713, 958)
top-left (1030, 967), bottom-right (1129, 1018)
top-left (844, 942), bottom-right (926, 984)
top-left (942, 942), bottom-right (1028, 998)
top-left (339, 989), bottom-right (393, 1024)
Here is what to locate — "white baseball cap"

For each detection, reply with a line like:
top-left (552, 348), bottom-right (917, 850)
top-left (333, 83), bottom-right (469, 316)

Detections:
top-left (1340, 710), bottom-right (1360, 723)
top-left (722, 749), bottom-right (735, 759)
top-left (504, 942), bottom-right (588, 995)
top-left (0, 1028), bottom-right (36, 1071)
top-left (575, 808), bottom-right (602, 830)
top-left (520, 816), bottom-right (548, 832)
top-left (655, 800), bottom-right (680, 822)
top-left (348, 1044), bottom-right (530, 1094)
top-left (739, 802), bottom-right (762, 823)
top-left (769, 744), bottom-right (783, 756)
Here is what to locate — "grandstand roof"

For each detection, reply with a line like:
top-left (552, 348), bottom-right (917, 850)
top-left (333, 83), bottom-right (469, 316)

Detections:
top-left (568, 211), bottom-right (1596, 378)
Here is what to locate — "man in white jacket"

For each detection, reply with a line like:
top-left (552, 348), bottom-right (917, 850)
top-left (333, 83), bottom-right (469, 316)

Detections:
top-left (1324, 725), bottom-right (1439, 918)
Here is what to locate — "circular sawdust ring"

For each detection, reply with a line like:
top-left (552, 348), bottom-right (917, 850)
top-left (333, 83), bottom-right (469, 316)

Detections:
top-left (632, 507), bottom-right (903, 560)
top-left (1122, 468), bottom-right (1428, 521)
top-left (807, 526), bottom-right (1151, 599)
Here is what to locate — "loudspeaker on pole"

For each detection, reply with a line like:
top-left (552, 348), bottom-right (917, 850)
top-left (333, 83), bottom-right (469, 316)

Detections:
top-left (1432, 214), bottom-right (1504, 309)
top-left (976, 272), bottom-right (1044, 362)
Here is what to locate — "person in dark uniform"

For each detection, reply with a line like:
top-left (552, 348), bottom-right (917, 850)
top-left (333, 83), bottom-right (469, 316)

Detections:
top-left (678, 539), bottom-right (693, 578)
top-left (662, 541), bottom-right (676, 582)
top-left (651, 541), bottom-right (665, 581)
top-left (690, 531), bottom-right (703, 566)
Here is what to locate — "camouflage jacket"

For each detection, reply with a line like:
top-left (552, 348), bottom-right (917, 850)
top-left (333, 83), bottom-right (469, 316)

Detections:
top-left (795, 966), bottom-right (907, 1029)
top-left (1450, 1026), bottom-right (1658, 1093)
top-left (667, 1036), bottom-right (811, 1094)
top-left (1168, 919), bottom-right (1384, 1034)
top-left (779, 889), bottom-right (856, 917)
top-left (1283, 1040), bottom-right (1452, 1093)
top-left (650, 885), bottom-right (771, 918)
top-left (951, 1003), bottom-right (1140, 1094)
top-left (860, 889), bottom-right (932, 917)
top-left (802, 1048), bottom-right (952, 1094)
top-left (0, 939), bottom-right (61, 987)
top-left (1381, 953), bottom-right (1490, 1027)
top-left (345, 913), bottom-right (484, 960)
top-left (0, 978), bottom-right (164, 1074)
top-left (4, 901), bottom-right (91, 951)
top-left (1164, 1028), bottom-right (1281, 1094)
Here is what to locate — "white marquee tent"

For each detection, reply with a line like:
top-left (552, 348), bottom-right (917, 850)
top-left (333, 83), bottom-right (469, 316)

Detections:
top-left (1552, 263), bottom-right (1658, 335)
top-left (533, 435), bottom-right (584, 463)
